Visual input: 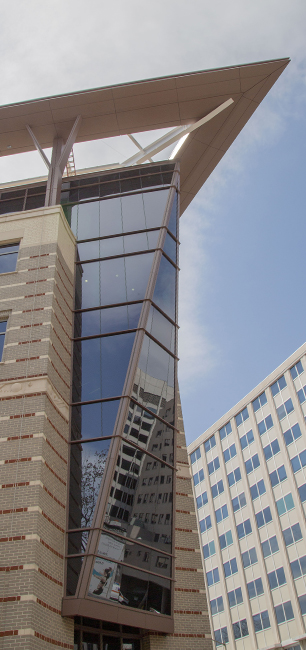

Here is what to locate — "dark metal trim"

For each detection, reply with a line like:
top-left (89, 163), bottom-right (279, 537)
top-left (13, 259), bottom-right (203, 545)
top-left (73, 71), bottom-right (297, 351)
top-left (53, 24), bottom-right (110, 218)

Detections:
top-left (77, 226), bottom-right (161, 244)
top-left (76, 248), bottom-right (157, 265)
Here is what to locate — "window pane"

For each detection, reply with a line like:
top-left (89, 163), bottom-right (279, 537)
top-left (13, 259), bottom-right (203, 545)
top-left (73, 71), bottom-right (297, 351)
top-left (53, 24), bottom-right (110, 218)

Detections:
top-left (146, 305), bottom-right (176, 353)
top-left (80, 303), bottom-right (143, 337)
top-left (167, 192), bottom-right (178, 237)
top-left (89, 558), bottom-right (171, 614)
top-left (81, 253), bottom-right (154, 309)
top-left (71, 400), bottom-right (121, 440)
top-left (0, 251), bottom-right (18, 273)
top-left (152, 255), bottom-right (176, 321)
top-left (163, 233), bottom-right (177, 264)
top-left (103, 444), bottom-right (173, 551)
top-left (142, 189), bottom-right (170, 228)
top-left (69, 438), bottom-right (111, 529)
top-left (74, 332), bottom-right (136, 402)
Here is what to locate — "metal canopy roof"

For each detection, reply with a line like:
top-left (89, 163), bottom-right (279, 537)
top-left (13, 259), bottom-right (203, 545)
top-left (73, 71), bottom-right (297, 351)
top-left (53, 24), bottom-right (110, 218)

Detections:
top-left (0, 58), bottom-right (289, 213)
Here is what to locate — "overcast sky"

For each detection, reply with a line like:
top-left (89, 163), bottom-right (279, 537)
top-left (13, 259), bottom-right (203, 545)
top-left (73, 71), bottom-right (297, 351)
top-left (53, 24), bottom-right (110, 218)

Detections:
top-left (1, 0), bottom-right (306, 443)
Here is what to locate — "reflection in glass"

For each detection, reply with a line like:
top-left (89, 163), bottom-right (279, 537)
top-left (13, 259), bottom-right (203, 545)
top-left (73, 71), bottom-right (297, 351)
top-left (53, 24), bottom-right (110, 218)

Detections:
top-left (152, 255), bottom-right (176, 321)
top-left (124, 401), bottom-right (174, 464)
top-left (163, 233), bottom-right (177, 264)
top-left (142, 190), bottom-right (170, 228)
top-left (78, 231), bottom-right (159, 261)
top-left (71, 400), bottom-right (121, 441)
top-left (74, 333), bottom-right (135, 402)
top-left (80, 303), bottom-right (142, 338)
top-left (167, 192), bottom-right (178, 237)
top-left (67, 556), bottom-right (84, 596)
top-left (96, 532), bottom-right (171, 578)
top-left (103, 443), bottom-right (173, 550)
top-left (137, 335), bottom-right (174, 394)
top-left (69, 439), bottom-right (111, 530)
top-left (68, 530), bottom-right (90, 555)
top-left (81, 253), bottom-right (154, 309)
top-left (146, 306), bottom-right (175, 353)
top-left (89, 557), bottom-right (171, 615)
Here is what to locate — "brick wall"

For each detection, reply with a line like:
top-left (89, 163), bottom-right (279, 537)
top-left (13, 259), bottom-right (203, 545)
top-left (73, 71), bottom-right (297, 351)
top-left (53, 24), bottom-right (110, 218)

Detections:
top-left (0, 207), bottom-right (75, 649)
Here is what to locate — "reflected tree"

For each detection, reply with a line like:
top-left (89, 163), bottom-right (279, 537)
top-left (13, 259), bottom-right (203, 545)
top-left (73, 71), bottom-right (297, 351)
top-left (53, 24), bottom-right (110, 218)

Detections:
top-left (82, 448), bottom-right (108, 528)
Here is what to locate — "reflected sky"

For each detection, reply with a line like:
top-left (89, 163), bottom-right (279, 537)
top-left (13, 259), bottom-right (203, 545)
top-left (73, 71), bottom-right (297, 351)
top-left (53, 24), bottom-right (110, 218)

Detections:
top-left (79, 303), bottom-right (142, 338)
top-left (75, 332), bottom-right (135, 402)
top-left (146, 306), bottom-right (175, 354)
top-left (152, 255), bottom-right (176, 321)
top-left (71, 399), bottom-right (121, 440)
top-left (81, 253), bottom-right (154, 309)
top-left (78, 230), bottom-right (159, 261)
top-left (138, 335), bottom-right (174, 391)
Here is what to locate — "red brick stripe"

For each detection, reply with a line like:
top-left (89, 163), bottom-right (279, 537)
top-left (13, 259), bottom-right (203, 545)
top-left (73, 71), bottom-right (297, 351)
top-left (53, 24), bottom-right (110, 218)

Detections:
top-left (175, 588), bottom-right (200, 592)
top-left (175, 547), bottom-right (196, 552)
top-left (38, 567), bottom-right (62, 586)
top-left (30, 254), bottom-right (50, 259)
top-left (172, 633), bottom-right (207, 638)
top-left (0, 630), bottom-right (18, 637)
top-left (9, 414), bottom-right (36, 419)
top-left (46, 415), bottom-right (67, 443)
top-left (21, 322), bottom-right (43, 328)
top-left (46, 438), bottom-right (67, 464)
top-left (175, 527), bottom-right (192, 532)
top-left (40, 538), bottom-right (63, 559)
top-left (22, 308), bottom-right (44, 313)
top-left (26, 279), bottom-right (47, 285)
top-left (176, 567), bottom-right (197, 572)
top-left (58, 257), bottom-right (73, 288)
top-left (0, 535), bottom-right (26, 543)
top-left (25, 293), bottom-right (45, 298)
top-left (41, 511), bottom-right (64, 533)
top-left (0, 596), bottom-right (20, 603)
top-left (37, 597), bottom-right (61, 615)
top-left (18, 339), bottom-right (41, 345)
top-left (45, 460), bottom-right (66, 486)
top-left (0, 482), bottom-right (29, 489)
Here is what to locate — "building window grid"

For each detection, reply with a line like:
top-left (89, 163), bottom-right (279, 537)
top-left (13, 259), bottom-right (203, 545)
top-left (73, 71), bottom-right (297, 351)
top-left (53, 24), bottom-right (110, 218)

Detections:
top-left (192, 379), bottom-right (306, 644)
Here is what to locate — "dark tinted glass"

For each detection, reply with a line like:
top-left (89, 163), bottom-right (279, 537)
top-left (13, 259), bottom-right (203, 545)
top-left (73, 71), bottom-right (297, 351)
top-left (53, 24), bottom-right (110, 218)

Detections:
top-left (81, 253), bottom-right (154, 309)
top-left (68, 530), bottom-right (90, 555)
top-left (69, 438), bottom-right (111, 529)
top-left (146, 305), bottom-right (176, 353)
top-left (88, 558), bottom-right (171, 614)
top-left (73, 332), bottom-right (135, 402)
top-left (96, 531), bottom-right (171, 578)
top-left (66, 556), bottom-right (84, 595)
top-left (79, 303), bottom-right (142, 337)
top-left (152, 255), bottom-right (176, 320)
top-left (71, 400), bottom-right (121, 440)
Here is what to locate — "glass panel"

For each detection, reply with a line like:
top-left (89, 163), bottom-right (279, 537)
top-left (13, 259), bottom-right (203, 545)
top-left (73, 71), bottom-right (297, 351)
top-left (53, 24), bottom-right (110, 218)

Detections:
top-left (146, 305), bottom-right (175, 353)
top-left (134, 335), bottom-right (175, 416)
top-left (167, 192), bottom-right (178, 237)
top-left (124, 401), bottom-right (174, 464)
top-left (103, 444), bottom-right (173, 551)
top-left (71, 201), bottom-right (100, 240)
top-left (0, 252), bottom-right (18, 273)
top-left (81, 253), bottom-right (154, 309)
top-left (73, 332), bottom-right (135, 402)
top-left (88, 559), bottom-right (171, 615)
top-left (142, 190), bottom-right (170, 228)
top-left (96, 531), bottom-right (171, 578)
top-left (71, 400), bottom-right (121, 441)
top-left (0, 320), bottom-right (6, 334)
top-left (66, 556), bottom-right (84, 596)
top-left (78, 231), bottom-right (160, 261)
top-left (69, 438), bottom-right (111, 529)
top-left (80, 304), bottom-right (142, 338)
top-left (67, 530), bottom-right (90, 555)
top-left (0, 198), bottom-right (24, 214)
top-left (163, 233), bottom-right (177, 264)
top-left (0, 243), bottom-right (19, 253)
top-left (103, 637), bottom-right (120, 650)
top-left (122, 641), bottom-right (140, 650)
top-left (83, 631), bottom-right (100, 649)
top-left (152, 255), bottom-right (176, 321)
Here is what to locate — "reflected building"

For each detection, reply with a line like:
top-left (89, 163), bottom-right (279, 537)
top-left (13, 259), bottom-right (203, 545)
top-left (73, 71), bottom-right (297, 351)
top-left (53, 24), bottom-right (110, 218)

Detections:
top-left (0, 60), bottom-right (289, 650)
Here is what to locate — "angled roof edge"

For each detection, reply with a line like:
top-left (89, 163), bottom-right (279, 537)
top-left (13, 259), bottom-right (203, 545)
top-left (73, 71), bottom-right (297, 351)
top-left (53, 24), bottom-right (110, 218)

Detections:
top-left (0, 58), bottom-right (290, 214)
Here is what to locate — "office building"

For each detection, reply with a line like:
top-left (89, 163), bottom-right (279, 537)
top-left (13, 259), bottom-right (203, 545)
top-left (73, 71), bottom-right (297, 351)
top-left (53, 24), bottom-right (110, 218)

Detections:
top-left (0, 59), bottom-right (288, 649)
top-left (188, 342), bottom-right (306, 650)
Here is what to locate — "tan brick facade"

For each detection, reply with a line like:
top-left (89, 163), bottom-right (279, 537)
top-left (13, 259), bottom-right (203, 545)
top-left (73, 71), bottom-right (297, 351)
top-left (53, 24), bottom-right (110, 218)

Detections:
top-left (0, 206), bottom-right (75, 649)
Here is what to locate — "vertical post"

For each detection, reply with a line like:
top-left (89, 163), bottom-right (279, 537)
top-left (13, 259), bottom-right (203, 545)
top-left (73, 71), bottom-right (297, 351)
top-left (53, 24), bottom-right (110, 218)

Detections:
top-left (45, 137), bottom-right (63, 207)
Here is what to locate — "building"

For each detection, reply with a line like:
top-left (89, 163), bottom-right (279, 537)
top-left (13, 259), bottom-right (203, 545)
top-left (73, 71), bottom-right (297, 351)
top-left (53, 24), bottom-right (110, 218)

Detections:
top-left (188, 342), bottom-right (306, 650)
top-left (0, 58), bottom-right (288, 650)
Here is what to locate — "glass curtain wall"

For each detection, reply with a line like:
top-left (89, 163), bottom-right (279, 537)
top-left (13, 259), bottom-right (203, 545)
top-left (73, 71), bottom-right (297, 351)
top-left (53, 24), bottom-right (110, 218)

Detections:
top-left (65, 165), bottom-right (179, 619)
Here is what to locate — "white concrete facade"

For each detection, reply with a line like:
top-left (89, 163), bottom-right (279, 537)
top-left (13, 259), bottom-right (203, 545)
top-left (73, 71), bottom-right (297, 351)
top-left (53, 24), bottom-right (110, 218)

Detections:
top-left (188, 342), bottom-right (306, 650)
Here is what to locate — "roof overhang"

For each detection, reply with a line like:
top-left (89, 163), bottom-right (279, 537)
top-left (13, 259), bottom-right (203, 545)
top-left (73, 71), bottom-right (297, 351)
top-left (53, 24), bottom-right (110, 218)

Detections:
top-left (0, 58), bottom-right (289, 213)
